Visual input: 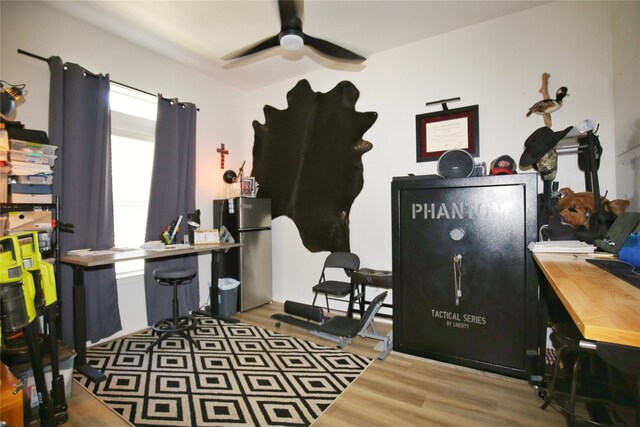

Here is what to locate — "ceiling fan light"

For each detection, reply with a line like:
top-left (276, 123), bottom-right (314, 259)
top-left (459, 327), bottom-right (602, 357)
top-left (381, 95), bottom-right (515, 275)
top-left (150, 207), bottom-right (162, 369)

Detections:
top-left (280, 33), bottom-right (304, 51)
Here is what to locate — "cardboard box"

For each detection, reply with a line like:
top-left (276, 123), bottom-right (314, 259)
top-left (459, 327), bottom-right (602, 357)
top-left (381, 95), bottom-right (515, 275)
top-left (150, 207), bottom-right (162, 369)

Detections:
top-left (8, 194), bottom-right (53, 204)
top-left (5, 210), bottom-right (52, 231)
top-left (0, 165), bottom-right (9, 203)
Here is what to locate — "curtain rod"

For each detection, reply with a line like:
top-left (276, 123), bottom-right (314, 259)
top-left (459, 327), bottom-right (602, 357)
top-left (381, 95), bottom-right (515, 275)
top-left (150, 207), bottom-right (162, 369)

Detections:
top-left (18, 48), bottom-right (199, 110)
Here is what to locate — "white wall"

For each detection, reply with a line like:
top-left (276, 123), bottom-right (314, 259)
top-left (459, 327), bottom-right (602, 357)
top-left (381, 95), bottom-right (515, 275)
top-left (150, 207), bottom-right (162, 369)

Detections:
top-left (612, 2), bottom-right (640, 210)
top-left (244, 1), bottom-right (622, 307)
top-left (1, 1), bottom-right (635, 338)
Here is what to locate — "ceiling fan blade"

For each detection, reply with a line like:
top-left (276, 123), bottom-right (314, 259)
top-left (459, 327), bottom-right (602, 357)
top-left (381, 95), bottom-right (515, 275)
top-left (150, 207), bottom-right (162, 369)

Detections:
top-left (278, 0), bottom-right (303, 30)
top-left (304, 34), bottom-right (366, 61)
top-left (221, 34), bottom-right (281, 60)
top-left (223, 0), bottom-right (363, 63)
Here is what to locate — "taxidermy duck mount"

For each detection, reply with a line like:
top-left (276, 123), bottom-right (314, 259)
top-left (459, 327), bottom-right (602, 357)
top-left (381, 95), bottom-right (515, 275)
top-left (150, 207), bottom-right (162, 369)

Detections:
top-left (526, 72), bottom-right (568, 128)
top-left (252, 79), bottom-right (378, 252)
top-left (526, 86), bottom-right (568, 117)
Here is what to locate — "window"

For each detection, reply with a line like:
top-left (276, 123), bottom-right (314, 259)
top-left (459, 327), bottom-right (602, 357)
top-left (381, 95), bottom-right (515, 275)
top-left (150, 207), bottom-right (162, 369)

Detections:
top-left (110, 83), bottom-right (157, 277)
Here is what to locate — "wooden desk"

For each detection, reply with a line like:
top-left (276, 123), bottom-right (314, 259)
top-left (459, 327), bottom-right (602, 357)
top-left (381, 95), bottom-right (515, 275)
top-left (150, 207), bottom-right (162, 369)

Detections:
top-left (60, 243), bottom-right (241, 382)
top-left (533, 252), bottom-right (640, 347)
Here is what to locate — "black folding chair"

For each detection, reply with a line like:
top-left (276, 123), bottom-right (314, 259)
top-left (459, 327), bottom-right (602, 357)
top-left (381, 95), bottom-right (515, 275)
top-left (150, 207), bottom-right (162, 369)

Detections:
top-left (311, 252), bottom-right (360, 313)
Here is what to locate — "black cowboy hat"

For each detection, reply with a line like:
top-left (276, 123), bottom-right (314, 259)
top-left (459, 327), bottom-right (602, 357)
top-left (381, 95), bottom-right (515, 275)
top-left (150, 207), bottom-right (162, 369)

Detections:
top-left (519, 125), bottom-right (573, 167)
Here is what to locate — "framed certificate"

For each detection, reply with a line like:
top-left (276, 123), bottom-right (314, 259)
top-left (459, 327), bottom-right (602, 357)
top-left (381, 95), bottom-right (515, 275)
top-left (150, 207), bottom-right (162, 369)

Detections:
top-left (416, 105), bottom-right (479, 162)
top-left (193, 229), bottom-right (220, 245)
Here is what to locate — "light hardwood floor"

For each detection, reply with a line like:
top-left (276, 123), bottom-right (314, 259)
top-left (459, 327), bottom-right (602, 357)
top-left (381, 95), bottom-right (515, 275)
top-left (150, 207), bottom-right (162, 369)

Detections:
top-left (62, 301), bottom-right (566, 426)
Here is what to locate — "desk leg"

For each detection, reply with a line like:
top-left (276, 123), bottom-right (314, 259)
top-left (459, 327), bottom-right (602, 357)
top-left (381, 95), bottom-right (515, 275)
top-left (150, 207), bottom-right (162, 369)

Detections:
top-left (195, 250), bottom-right (239, 323)
top-left (72, 266), bottom-right (106, 383)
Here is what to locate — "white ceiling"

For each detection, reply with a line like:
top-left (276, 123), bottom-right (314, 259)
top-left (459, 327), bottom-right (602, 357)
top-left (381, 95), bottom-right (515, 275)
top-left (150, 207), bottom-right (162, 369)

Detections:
top-left (45, 0), bottom-right (549, 91)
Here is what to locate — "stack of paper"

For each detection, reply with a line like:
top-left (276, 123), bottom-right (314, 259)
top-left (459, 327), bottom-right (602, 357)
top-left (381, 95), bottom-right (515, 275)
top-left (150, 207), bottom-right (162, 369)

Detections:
top-left (140, 241), bottom-right (166, 251)
top-left (10, 161), bottom-right (52, 176)
top-left (528, 240), bottom-right (596, 253)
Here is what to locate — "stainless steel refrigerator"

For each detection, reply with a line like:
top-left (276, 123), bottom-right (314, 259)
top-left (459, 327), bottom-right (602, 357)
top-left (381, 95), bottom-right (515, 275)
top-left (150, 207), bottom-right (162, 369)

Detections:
top-left (213, 197), bottom-right (272, 311)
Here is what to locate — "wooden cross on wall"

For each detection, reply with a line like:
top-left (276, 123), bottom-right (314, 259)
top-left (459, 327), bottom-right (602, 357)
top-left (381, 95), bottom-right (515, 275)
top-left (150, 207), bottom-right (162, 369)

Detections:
top-left (217, 143), bottom-right (229, 169)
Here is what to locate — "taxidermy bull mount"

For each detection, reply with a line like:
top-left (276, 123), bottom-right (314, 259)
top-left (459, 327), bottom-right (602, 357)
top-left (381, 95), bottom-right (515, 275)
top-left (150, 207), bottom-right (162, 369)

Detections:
top-left (252, 79), bottom-right (378, 252)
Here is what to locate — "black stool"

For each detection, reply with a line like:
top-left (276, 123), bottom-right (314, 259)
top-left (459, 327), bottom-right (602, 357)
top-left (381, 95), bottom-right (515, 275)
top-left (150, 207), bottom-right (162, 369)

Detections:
top-left (349, 268), bottom-right (392, 318)
top-left (542, 322), bottom-right (602, 424)
top-left (146, 268), bottom-right (197, 353)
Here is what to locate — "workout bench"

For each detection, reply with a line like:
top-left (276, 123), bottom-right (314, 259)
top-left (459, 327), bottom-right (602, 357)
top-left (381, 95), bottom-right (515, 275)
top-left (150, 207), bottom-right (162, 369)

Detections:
top-left (272, 291), bottom-right (392, 360)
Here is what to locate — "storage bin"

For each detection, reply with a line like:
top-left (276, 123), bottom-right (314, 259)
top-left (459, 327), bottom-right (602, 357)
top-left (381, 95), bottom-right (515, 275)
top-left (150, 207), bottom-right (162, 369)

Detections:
top-left (9, 139), bottom-right (58, 155)
top-left (9, 160), bottom-right (52, 175)
top-left (9, 183), bottom-right (52, 194)
top-left (11, 174), bottom-right (54, 185)
top-left (9, 343), bottom-right (76, 420)
top-left (9, 150), bottom-right (57, 167)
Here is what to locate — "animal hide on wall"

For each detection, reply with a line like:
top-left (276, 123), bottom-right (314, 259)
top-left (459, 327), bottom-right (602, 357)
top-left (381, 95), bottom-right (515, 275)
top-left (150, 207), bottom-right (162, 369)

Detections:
top-left (252, 79), bottom-right (378, 252)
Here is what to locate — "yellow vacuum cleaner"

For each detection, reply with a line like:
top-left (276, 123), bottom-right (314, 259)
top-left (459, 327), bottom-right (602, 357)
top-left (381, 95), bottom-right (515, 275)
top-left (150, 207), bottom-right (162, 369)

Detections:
top-left (14, 231), bottom-right (68, 424)
top-left (1, 234), bottom-right (56, 426)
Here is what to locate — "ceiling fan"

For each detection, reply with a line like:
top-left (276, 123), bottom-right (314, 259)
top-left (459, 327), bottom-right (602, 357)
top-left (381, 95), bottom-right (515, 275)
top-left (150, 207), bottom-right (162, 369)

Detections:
top-left (222, 0), bottom-right (366, 62)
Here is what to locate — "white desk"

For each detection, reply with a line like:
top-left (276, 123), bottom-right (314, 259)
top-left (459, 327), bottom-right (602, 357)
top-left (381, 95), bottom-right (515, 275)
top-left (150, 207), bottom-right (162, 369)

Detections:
top-left (61, 243), bottom-right (241, 382)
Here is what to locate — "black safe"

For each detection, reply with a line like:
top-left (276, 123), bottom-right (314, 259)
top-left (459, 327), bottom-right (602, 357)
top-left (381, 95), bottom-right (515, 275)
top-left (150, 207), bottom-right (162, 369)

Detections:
top-left (391, 174), bottom-right (542, 380)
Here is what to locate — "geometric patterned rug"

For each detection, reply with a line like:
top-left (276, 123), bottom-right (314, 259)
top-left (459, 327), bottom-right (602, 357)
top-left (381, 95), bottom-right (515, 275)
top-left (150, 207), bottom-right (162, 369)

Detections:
top-left (74, 315), bottom-right (372, 426)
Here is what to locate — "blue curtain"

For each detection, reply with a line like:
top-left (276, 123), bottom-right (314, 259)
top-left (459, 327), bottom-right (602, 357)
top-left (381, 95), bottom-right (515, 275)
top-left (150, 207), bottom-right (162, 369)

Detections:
top-left (144, 97), bottom-right (198, 325)
top-left (48, 57), bottom-right (122, 344)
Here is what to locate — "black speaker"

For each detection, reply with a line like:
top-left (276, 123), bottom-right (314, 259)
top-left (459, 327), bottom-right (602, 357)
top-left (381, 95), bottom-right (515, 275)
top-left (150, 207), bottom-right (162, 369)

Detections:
top-left (437, 149), bottom-right (475, 178)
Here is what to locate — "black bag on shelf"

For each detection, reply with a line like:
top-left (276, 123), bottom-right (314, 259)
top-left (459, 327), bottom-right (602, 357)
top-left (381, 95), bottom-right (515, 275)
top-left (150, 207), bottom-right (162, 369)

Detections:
top-left (7, 128), bottom-right (49, 145)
